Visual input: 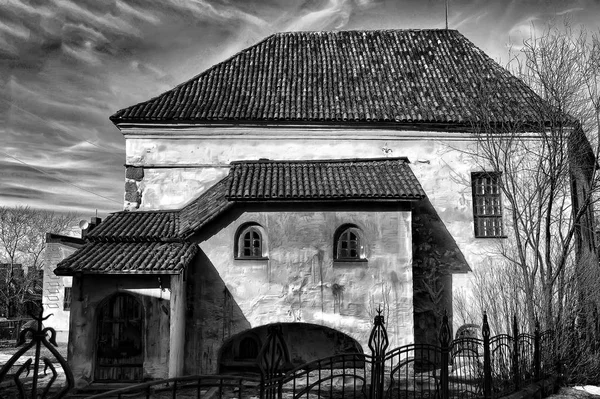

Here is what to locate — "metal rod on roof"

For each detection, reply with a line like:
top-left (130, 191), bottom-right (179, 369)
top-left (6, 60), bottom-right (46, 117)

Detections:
top-left (445, 0), bottom-right (449, 29)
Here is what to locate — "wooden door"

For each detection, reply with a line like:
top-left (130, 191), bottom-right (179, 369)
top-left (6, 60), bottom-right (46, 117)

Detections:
top-left (95, 293), bottom-right (143, 381)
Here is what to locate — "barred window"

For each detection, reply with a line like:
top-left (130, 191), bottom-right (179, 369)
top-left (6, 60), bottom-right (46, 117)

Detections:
top-left (472, 172), bottom-right (504, 238)
top-left (63, 287), bottom-right (72, 311)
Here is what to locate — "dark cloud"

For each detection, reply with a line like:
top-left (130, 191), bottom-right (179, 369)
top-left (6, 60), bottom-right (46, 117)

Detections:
top-left (1, 0), bottom-right (598, 217)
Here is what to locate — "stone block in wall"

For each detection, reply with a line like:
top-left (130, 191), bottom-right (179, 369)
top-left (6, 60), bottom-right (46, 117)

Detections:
top-left (125, 201), bottom-right (140, 211)
top-left (46, 303), bottom-right (59, 309)
top-left (126, 166), bottom-right (144, 181)
top-left (125, 181), bottom-right (141, 202)
top-left (46, 295), bottom-right (59, 301)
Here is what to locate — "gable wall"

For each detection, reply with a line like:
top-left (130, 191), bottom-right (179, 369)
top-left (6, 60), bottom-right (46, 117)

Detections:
top-left (185, 205), bottom-right (412, 374)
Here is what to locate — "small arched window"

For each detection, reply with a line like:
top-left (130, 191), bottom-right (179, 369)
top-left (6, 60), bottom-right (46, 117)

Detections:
top-left (238, 336), bottom-right (260, 360)
top-left (334, 225), bottom-right (366, 261)
top-left (235, 223), bottom-right (267, 259)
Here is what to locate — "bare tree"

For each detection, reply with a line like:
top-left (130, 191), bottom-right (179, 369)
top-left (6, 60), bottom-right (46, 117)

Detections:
top-left (0, 206), bottom-right (78, 317)
top-left (455, 20), bottom-right (600, 380)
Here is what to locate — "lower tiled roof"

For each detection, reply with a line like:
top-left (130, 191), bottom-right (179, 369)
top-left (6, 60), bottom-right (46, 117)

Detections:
top-left (54, 242), bottom-right (197, 275)
top-left (54, 157), bottom-right (429, 276)
top-left (86, 211), bottom-right (179, 242)
top-left (227, 158), bottom-right (426, 200)
top-left (179, 177), bottom-right (234, 237)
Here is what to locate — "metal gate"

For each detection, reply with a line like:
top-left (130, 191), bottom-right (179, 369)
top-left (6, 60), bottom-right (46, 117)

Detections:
top-left (258, 309), bottom-right (555, 399)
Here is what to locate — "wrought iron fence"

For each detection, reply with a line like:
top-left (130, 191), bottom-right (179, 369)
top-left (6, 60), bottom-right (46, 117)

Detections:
top-left (0, 309), bottom-right (74, 399)
top-left (0, 309), bottom-right (557, 399)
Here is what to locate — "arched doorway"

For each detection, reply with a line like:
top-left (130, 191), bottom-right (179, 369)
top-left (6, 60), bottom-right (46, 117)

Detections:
top-left (95, 293), bottom-right (143, 381)
top-left (218, 323), bottom-right (363, 374)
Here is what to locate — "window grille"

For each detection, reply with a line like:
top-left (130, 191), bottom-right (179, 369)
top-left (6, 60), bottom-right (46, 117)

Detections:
top-left (472, 172), bottom-right (504, 238)
top-left (335, 227), bottom-right (365, 260)
top-left (236, 225), bottom-right (265, 259)
top-left (63, 287), bottom-right (72, 311)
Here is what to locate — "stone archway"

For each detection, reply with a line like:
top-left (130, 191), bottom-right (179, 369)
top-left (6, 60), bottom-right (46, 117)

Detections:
top-left (95, 293), bottom-right (144, 382)
top-left (218, 322), bottom-right (363, 374)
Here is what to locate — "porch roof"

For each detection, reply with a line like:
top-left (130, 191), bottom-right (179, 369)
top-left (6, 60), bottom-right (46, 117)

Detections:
top-left (54, 242), bottom-right (197, 275)
top-left (53, 157), bottom-right (440, 275)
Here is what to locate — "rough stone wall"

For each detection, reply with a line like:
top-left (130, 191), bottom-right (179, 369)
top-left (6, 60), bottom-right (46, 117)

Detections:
top-left (67, 275), bottom-right (171, 387)
top-left (43, 242), bottom-right (79, 342)
top-left (186, 204), bottom-right (413, 371)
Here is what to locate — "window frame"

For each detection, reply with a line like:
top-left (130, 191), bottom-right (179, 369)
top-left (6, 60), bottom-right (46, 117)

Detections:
top-left (63, 286), bottom-right (72, 311)
top-left (471, 171), bottom-right (505, 238)
top-left (234, 224), bottom-right (268, 260)
top-left (334, 225), bottom-right (367, 264)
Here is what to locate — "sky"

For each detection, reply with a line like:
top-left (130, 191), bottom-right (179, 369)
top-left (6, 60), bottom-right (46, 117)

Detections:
top-left (1, 0), bottom-right (600, 218)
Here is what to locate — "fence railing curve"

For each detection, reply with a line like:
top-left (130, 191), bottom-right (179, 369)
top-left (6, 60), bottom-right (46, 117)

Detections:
top-left (0, 308), bottom-right (558, 399)
top-left (0, 308), bottom-right (74, 399)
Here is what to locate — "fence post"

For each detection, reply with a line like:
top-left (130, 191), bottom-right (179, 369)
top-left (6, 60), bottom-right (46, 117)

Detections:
top-left (258, 325), bottom-right (288, 399)
top-left (534, 320), bottom-right (541, 380)
top-left (439, 310), bottom-right (451, 399)
top-left (482, 312), bottom-right (492, 399)
top-left (512, 315), bottom-right (520, 391)
top-left (368, 307), bottom-right (389, 399)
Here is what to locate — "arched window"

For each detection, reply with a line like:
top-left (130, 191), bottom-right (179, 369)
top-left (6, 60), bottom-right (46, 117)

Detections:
top-left (334, 225), bottom-right (366, 261)
top-left (238, 336), bottom-right (260, 360)
top-left (235, 223), bottom-right (267, 259)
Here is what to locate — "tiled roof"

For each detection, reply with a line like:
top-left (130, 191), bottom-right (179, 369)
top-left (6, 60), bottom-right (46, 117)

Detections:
top-left (86, 211), bottom-right (179, 242)
top-left (227, 158), bottom-right (426, 200)
top-left (179, 177), bottom-right (234, 237)
top-left (54, 242), bottom-right (198, 275)
top-left (111, 29), bottom-right (546, 126)
top-left (55, 157), bottom-right (427, 275)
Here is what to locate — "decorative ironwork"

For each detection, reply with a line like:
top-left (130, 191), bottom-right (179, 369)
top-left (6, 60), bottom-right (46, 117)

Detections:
top-left (368, 306), bottom-right (389, 399)
top-left (258, 324), bottom-right (290, 399)
top-left (482, 312), bottom-right (492, 398)
top-left (0, 308), bottom-right (74, 399)
top-left (42, 310), bottom-right (558, 399)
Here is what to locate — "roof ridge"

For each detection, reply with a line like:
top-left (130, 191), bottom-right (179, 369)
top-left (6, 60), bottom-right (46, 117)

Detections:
top-left (109, 209), bottom-right (180, 215)
top-left (230, 157), bottom-right (411, 164)
top-left (273, 28), bottom-right (459, 35)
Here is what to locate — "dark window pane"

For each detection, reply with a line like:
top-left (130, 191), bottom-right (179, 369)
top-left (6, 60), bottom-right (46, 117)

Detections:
top-left (240, 227), bottom-right (263, 258)
top-left (337, 228), bottom-right (361, 259)
top-left (63, 287), bottom-right (72, 311)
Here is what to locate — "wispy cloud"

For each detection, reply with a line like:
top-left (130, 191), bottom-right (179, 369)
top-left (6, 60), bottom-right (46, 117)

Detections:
top-left (116, 1), bottom-right (161, 25)
top-left (2, 0), bottom-right (599, 217)
top-left (286, 0), bottom-right (353, 31)
top-left (556, 7), bottom-right (584, 16)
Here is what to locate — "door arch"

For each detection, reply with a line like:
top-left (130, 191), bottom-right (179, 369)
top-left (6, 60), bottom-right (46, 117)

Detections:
top-left (95, 293), bottom-right (144, 381)
top-left (218, 323), bottom-right (363, 374)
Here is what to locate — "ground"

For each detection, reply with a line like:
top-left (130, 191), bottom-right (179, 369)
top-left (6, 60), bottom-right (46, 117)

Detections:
top-left (549, 387), bottom-right (600, 398)
top-left (1, 341), bottom-right (600, 398)
top-left (0, 340), bottom-right (69, 397)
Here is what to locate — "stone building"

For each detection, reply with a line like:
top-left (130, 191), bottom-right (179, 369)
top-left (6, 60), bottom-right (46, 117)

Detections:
top-left (54, 29), bottom-right (595, 386)
top-left (42, 233), bottom-right (85, 342)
